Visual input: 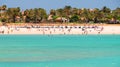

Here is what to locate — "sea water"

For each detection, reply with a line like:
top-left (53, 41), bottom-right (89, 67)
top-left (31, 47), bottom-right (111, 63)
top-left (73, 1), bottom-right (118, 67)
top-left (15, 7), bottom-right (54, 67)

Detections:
top-left (0, 35), bottom-right (120, 67)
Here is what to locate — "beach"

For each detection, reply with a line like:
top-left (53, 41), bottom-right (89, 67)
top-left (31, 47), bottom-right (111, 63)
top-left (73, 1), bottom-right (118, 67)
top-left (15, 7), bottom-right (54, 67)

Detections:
top-left (0, 24), bottom-right (120, 35)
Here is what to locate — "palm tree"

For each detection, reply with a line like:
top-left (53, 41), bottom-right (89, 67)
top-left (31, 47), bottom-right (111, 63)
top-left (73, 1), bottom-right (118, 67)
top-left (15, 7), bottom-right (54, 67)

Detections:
top-left (80, 8), bottom-right (89, 23)
top-left (56, 8), bottom-right (64, 17)
top-left (102, 6), bottom-right (111, 13)
top-left (113, 8), bottom-right (120, 20)
top-left (71, 8), bottom-right (78, 15)
top-left (50, 9), bottom-right (56, 16)
top-left (64, 6), bottom-right (72, 19)
top-left (101, 6), bottom-right (111, 22)
top-left (2, 5), bottom-right (7, 11)
top-left (0, 5), bottom-right (7, 22)
top-left (6, 7), bottom-right (20, 23)
top-left (24, 8), bottom-right (47, 23)
top-left (38, 8), bottom-right (47, 22)
top-left (93, 8), bottom-right (100, 23)
top-left (34, 8), bottom-right (47, 23)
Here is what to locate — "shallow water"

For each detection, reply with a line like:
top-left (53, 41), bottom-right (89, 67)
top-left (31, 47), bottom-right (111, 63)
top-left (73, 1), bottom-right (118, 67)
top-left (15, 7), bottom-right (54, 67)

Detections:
top-left (0, 35), bottom-right (120, 67)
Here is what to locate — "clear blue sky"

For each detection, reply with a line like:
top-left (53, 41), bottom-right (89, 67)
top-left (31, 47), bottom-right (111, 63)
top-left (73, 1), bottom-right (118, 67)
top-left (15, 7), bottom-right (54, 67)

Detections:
top-left (0, 0), bottom-right (120, 12)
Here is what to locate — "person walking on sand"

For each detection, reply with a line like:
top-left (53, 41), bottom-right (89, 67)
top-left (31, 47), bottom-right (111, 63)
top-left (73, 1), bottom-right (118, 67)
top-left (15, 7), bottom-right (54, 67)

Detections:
top-left (96, 26), bottom-right (104, 34)
top-left (99, 26), bottom-right (104, 34)
top-left (7, 26), bottom-right (10, 34)
top-left (82, 26), bottom-right (88, 35)
top-left (0, 26), bottom-right (5, 34)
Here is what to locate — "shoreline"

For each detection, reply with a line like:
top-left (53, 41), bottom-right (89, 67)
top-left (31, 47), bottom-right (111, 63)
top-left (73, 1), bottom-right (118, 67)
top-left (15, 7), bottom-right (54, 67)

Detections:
top-left (0, 34), bottom-right (120, 35)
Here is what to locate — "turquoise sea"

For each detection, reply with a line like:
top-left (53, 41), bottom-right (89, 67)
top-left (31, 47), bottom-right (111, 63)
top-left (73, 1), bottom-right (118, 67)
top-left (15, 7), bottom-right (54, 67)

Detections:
top-left (0, 35), bottom-right (120, 67)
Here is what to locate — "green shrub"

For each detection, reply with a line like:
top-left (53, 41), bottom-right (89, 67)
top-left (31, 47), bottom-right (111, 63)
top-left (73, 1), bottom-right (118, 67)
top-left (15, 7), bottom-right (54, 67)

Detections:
top-left (70, 15), bottom-right (79, 22)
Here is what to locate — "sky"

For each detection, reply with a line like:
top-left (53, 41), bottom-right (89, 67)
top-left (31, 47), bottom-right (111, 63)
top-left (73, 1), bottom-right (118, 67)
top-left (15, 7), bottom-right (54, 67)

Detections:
top-left (0, 0), bottom-right (120, 12)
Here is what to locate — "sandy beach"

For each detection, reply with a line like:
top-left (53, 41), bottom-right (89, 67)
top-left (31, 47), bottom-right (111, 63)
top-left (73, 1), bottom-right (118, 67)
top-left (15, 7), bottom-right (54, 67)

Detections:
top-left (0, 24), bottom-right (120, 35)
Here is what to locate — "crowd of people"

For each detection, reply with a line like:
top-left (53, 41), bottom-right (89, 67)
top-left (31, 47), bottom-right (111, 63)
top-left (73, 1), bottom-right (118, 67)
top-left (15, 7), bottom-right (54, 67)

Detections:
top-left (0, 24), bottom-right (104, 35)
